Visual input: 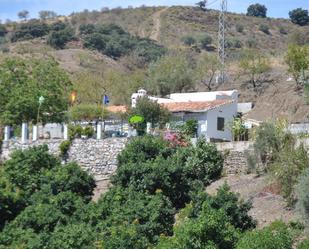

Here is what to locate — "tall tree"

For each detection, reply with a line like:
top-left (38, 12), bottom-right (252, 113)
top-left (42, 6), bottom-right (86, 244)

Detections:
top-left (289, 8), bottom-right (309, 26)
top-left (285, 44), bottom-right (309, 87)
top-left (195, 53), bottom-right (220, 91)
top-left (0, 57), bottom-right (72, 125)
top-left (146, 55), bottom-right (195, 96)
top-left (239, 50), bottom-right (271, 89)
top-left (39, 10), bottom-right (57, 20)
top-left (247, 3), bottom-right (267, 18)
top-left (17, 10), bottom-right (29, 21)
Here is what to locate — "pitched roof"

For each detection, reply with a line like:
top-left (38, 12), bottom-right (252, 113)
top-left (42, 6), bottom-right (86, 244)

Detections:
top-left (107, 105), bottom-right (128, 114)
top-left (161, 99), bottom-right (233, 113)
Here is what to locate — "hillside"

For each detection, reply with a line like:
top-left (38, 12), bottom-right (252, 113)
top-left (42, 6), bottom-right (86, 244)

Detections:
top-left (2, 6), bottom-right (309, 122)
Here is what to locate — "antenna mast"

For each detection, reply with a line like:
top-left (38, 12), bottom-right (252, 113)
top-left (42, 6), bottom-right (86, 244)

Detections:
top-left (218, 0), bottom-right (227, 84)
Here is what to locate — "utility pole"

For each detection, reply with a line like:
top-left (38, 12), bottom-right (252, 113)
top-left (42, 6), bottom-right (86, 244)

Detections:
top-left (218, 0), bottom-right (227, 84)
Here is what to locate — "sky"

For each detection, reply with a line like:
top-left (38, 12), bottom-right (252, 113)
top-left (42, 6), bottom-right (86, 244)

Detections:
top-left (0, 0), bottom-right (308, 21)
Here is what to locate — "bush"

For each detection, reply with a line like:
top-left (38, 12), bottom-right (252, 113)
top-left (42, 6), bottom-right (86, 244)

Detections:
top-left (259, 24), bottom-right (270, 34)
top-left (97, 187), bottom-right (175, 243)
top-left (246, 37), bottom-right (258, 48)
top-left (179, 119), bottom-right (198, 137)
top-left (11, 20), bottom-right (50, 42)
top-left (47, 27), bottom-right (75, 49)
top-left (247, 3), bottom-right (267, 18)
top-left (279, 26), bottom-right (288, 35)
top-left (271, 144), bottom-right (309, 205)
top-left (296, 168), bottom-right (309, 226)
top-left (198, 34), bottom-right (213, 49)
top-left (181, 35), bottom-right (196, 46)
top-left (185, 139), bottom-right (224, 185)
top-left (117, 136), bottom-right (173, 167)
top-left (59, 140), bottom-right (71, 157)
top-left (82, 126), bottom-right (95, 138)
top-left (236, 221), bottom-right (293, 249)
top-left (226, 38), bottom-right (243, 49)
top-left (0, 24), bottom-right (7, 37)
top-left (69, 104), bottom-right (106, 121)
top-left (236, 23), bottom-right (244, 33)
top-left (156, 202), bottom-right (240, 249)
top-left (84, 32), bottom-right (107, 52)
top-left (298, 239), bottom-right (309, 249)
top-left (79, 23), bottom-right (96, 35)
top-left (289, 8), bottom-right (309, 26)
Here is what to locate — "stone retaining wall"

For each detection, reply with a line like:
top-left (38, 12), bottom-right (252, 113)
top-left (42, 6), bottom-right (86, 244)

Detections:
top-left (1, 138), bottom-right (127, 180)
top-left (216, 141), bottom-right (254, 175)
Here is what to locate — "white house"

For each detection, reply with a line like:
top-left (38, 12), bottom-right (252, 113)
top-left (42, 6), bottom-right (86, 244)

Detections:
top-left (131, 89), bottom-right (238, 141)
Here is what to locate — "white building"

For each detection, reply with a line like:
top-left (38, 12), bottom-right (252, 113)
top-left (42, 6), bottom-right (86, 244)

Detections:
top-left (131, 89), bottom-right (238, 141)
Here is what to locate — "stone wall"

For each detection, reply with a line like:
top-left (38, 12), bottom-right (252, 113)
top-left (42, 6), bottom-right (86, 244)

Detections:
top-left (1, 138), bottom-right (127, 180)
top-left (216, 141), bottom-right (254, 175)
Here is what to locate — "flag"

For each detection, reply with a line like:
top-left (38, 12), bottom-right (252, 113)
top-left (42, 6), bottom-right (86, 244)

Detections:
top-left (103, 95), bottom-right (110, 105)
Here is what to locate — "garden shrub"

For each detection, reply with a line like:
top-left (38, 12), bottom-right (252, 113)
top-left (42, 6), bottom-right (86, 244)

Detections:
top-left (298, 239), bottom-right (309, 249)
top-left (271, 144), bottom-right (309, 205)
top-left (96, 186), bottom-right (175, 243)
top-left (296, 168), bottom-right (309, 226)
top-left (59, 140), bottom-right (71, 157)
top-left (179, 119), bottom-right (198, 137)
top-left (11, 20), bottom-right (50, 42)
top-left (236, 221), bottom-right (293, 249)
top-left (184, 139), bottom-right (224, 185)
top-left (69, 104), bottom-right (106, 121)
top-left (117, 135), bottom-right (173, 167)
top-left (259, 24), bottom-right (270, 34)
top-left (156, 202), bottom-right (240, 249)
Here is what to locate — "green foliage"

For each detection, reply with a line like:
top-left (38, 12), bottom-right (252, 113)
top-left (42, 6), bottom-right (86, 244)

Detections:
top-left (59, 140), bottom-right (71, 157)
top-left (97, 187), bottom-right (175, 243)
top-left (69, 104), bottom-right (107, 121)
top-left (83, 23), bottom-right (165, 62)
top-left (180, 119), bottom-right (198, 137)
top-left (253, 121), bottom-right (288, 166)
top-left (236, 221), bottom-right (293, 249)
top-left (185, 139), bottom-right (223, 185)
top-left (289, 8), bottom-right (309, 26)
top-left (117, 135), bottom-right (173, 167)
top-left (247, 3), bottom-right (267, 18)
top-left (271, 144), bottom-right (309, 205)
top-left (0, 24), bottom-right (7, 37)
top-left (0, 57), bottom-right (71, 125)
top-left (198, 34), bottom-right (213, 49)
top-left (285, 44), bottom-right (309, 86)
top-left (246, 37), bottom-right (258, 48)
top-left (156, 202), bottom-right (240, 249)
top-left (196, 1), bottom-right (207, 11)
top-left (298, 239), bottom-right (309, 249)
top-left (146, 54), bottom-right (195, 96)
top-left (259, 24), bottom-right (270, 34)
top-left (82, 126), bottom-right (95, 137)
top-left (296, 168), bottom-right (309, 226)
top-left (38, 10), bottom-right (57, 21)
top-left (194, 52), bottom-right (220, 91)
top-left (130, 97), bottom-right (171, 130)
top-left (181, 35), bottom-right (196, 46)
top-left (239, 49), bottom-right (271, 88)
top-left (236, 23), bottom-right (244, 33)
top-left (47, 27), bottom-right (75, 49)
top-left (11, 20), bottom-right (49, 42)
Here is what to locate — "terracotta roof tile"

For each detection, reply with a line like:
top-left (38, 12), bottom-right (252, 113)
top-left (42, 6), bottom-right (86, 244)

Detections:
top-left (161, 100), bottom-right (233, 113)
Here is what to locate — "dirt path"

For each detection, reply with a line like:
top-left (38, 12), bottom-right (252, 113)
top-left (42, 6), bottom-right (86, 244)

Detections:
top-left (149, 7), bottom-right (169, 41)
top-left (206, 174), bottom-right (298, 228)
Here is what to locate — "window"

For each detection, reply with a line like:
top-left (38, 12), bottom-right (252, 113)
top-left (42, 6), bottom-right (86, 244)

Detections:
top-left (217, 117), bottom-right (225, 131)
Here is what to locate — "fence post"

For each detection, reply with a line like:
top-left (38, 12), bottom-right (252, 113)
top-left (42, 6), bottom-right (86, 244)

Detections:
top-left (32, 125), bottom-right (38, 141)
top-left (4, 126), bottom-right (10, 141)
top-left (21, 122), bottom-right (28, 144)
top-left (63, 124), bottom-right (68, 140)
top-left (146, 122), bottom-right (152, 134)
top-left (97, 123), bottom-right (102, 140)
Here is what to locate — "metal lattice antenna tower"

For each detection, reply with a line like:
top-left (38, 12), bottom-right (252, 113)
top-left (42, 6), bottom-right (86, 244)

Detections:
top-left (218, 0), bottom-right (227, 83)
